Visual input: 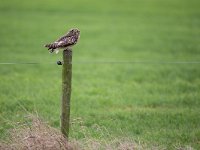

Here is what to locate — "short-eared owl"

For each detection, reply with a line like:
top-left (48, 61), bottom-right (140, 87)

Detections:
top-left (45, 28), bottom-right (80, 53)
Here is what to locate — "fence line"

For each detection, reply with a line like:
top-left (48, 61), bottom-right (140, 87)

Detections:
top-left (0, 61), bottom-right (200, 65)
top-left (72, 61), bottom-right (200, 64)
top-left (0, 62), bottom-right (55, 65)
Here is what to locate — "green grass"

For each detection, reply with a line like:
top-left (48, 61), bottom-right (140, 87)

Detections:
top-left (0, 0), bottom-right (200, 149)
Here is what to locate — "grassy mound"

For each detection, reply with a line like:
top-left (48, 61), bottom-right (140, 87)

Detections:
top-left (0, 115), bottom-right (142, 150)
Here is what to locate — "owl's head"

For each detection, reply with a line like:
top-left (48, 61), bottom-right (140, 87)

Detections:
top-left (68, 28), bottom-right (80, 37)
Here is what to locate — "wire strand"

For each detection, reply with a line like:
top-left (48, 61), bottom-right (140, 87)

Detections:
top-left (0, 61), bottom-right (200, 65)
top-left (0, 62), bottom-right (55, 65)
top-left (72, 61), bottom-right (200, 64)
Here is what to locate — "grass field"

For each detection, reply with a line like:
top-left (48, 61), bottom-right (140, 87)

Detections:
top-left (0, 0), bottom-right (200, 149)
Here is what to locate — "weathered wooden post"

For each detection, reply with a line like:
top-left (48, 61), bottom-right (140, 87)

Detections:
top-left (61, 48), bottom-right (72, 138)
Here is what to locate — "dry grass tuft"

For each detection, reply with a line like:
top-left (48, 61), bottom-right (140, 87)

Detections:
top-left (77, 138), bottom-right (138, 150)
top-left (0, 115), bottom-right (78, 150)
top-left (0, 115), bottom-right (145, 150)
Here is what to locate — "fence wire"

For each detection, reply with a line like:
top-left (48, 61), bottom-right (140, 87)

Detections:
top-left (0, 61), bottom-right (200, 65)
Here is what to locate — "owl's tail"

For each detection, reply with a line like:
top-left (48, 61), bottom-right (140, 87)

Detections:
top-left (44, 43), bottom-right (57, 53)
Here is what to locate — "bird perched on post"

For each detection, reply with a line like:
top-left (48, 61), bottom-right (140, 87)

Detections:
top-left (44, 28), bottom-right (80, 54)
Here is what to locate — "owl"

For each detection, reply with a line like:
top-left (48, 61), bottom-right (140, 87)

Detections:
top-left (44, 28), bottom-right (80, 54)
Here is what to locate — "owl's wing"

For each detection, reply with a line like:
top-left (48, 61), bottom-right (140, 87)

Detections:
top-left (56, 36), bottom-right (77, 48)
top-left (56, 31), bottom-right (73, 42)
top-left (56, 34), bottom-right (68, 42)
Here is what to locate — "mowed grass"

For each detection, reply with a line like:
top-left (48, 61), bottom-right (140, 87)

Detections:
top-left (0, 0), bottom-right (200, 149)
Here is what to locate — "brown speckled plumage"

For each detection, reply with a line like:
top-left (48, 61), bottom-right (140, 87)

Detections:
top-left (45, 28), bottom-right (80, 53)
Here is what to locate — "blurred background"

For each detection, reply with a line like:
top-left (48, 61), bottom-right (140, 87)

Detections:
top-left (0, 0), bottom-right (200, 149)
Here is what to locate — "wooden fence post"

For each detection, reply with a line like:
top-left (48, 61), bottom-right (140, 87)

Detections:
top-left (61, 48), bottom-right (72, 138)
